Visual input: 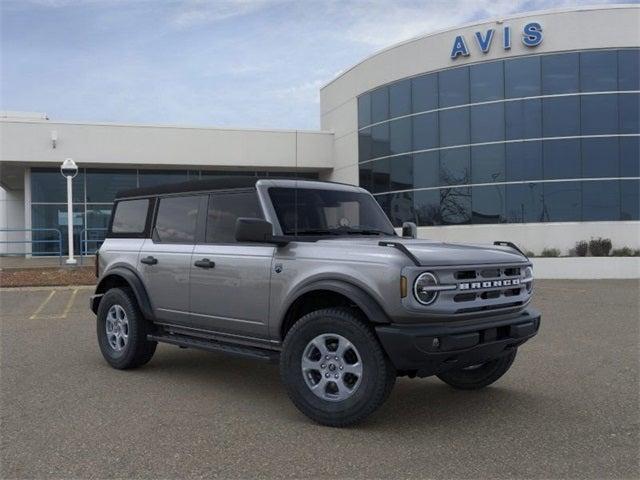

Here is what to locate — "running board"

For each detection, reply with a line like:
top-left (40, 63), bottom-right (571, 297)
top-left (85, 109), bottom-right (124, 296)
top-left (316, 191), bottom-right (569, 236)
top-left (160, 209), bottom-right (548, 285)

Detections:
top-left (147, 333), bottom-right (280, 363)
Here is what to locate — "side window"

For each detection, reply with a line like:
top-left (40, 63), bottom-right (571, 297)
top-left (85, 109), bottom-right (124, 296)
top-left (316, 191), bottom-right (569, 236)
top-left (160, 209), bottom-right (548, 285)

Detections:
top-left (154, 196), bottom-right (200, 243)
top-left (111, 199), bottom-right (149, 234)
top-left (206, 191), bottom-right (263, 243)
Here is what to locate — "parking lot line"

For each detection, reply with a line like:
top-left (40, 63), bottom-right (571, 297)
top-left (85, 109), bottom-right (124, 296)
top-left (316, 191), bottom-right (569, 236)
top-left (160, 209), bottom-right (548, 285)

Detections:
top-left (28, 288), bottom-right (80, 320)
top-left (29, 290), bottom-right (56, 320)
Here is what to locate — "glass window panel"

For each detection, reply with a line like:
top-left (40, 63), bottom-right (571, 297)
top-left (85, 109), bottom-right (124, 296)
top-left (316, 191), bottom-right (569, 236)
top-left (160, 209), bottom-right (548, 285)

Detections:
top-left (470, 61), bottom-right (504, 102)
top-left (370, 123), bottom-right (390, 158)
top-left (619, 49), bottom-right (640, 91)
top-left (439, 67), bottom-right (469, 108)
top-left (389, 79), bottom-right (411, 118)
top-left (358, 128), bottom-right (372, 162)
top-left (506, 183), bottom-right (543, 223)
top-left (582, 137), bottom-right (619, 178)
top-left (621, 179), bottom-right (640, 220)
top-left (506, 141), bottom-right (543, 182)
top-left (470, 103), bottom-right (504, 143)
top-left (582, 180), bottom-right (620, 221)
top-left (388, 191), bottom-right (415, 227)
top-left (358, 94), bottom-right (371, 128)
top-left (85, 206), bottom-right (111, 252)
top-left (619, 93), bottom-right (639, 134)
top-left (471, 144), bottom-right (505, 184)
top-left (505, 99), bottom-right (542, 140)
top-left (200, 171), bottom-right (253, 177)
top-left (440, 187), bottom-right (471, 225)
top-left (412, 73), bottom-right (438, 113)
top-left (412, 112), bottom-right (438, 151)
top-left (505, 56), bottom-right (541, 98)
top-left (413, 152), bottom-right (440, 189)
top-left (139, 170), bottom-right (188, 188)
top-left (359, 163), bottom-right (372, 191)
top-left (414, 189), bottom-right (441, 226)
top-left (543, 181), bottom-right (582, 222)
top-left (31, 168), bottom-right (84, 203)
top-left (440, 147), bottom-right (470, 186)
top-left (155, 195), bottom-right (200, 243)
top-left (375, 194), bottom-right (391, 220)
top-left (580, 51), bottom-right (618, 92)
top-left (542, 52), bottom-right (579, 94)
top-left (372, 158), bottom-right (390, 194)
top-left (542, 97), bottom-right (580, 137)
top-left (111, 199), bottom-right (149, 233)
top-left (620, 136), bottom-right (640, 177)
top-left (86, 169), bottom-right (137, 203)
top-left (472, 185), bottom-right (505, 224)
top-left (31, 204), bottom-right (84, 255)
top-left (390, 155), bottom-right (413, 191)
top-left (543, 139), bottom-right (581, 180)
top-left (206, 191), bottom-right (263, 243)
top-left (581, 94), bottom-right (618, 135)
top-left (439, 108), bottom-right (469, 147)
top-left (389, 117), bottom-right (412, 155)
top-left (370, 86), bottom-right (389, 123)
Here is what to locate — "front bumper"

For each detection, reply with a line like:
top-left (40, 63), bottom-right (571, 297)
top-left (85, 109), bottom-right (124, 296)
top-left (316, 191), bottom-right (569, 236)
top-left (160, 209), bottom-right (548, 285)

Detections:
top-left (375, 308), bottom-right (541, 377)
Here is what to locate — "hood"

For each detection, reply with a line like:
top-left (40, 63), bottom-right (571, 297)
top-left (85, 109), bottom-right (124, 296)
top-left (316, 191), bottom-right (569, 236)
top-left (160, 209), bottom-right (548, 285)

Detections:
top-left (316, 237), bottom-right (527, 266)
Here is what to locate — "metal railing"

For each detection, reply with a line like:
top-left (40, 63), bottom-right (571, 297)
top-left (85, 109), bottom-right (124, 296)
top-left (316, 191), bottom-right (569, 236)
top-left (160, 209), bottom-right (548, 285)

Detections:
top-left (0, 228), bottom-right (63, 264)
top-left (78, 228), bottom-right (107, 264)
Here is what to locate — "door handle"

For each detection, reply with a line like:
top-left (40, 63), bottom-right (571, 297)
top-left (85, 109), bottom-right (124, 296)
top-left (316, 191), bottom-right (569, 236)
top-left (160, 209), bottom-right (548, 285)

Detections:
top-left (141, 256), bottom-right (158, 266)
top-left (194, 258), bottom-right (215, 269)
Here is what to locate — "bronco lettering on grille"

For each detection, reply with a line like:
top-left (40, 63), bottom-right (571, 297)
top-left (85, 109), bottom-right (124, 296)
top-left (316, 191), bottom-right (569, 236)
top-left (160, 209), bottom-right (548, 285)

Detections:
top-left (459, 278), bottom-right (521, 290)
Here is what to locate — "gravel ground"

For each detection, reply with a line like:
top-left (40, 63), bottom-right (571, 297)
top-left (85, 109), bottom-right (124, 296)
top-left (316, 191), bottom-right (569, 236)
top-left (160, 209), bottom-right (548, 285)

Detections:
top-left (0, 266), bottom-right (96, 287)
top-left (1, 280), bottom-right (638, 479)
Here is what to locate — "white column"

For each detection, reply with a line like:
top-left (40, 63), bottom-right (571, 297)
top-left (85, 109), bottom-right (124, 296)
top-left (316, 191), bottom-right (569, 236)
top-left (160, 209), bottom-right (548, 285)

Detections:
top-left (65, 176), bottom-right (77, 265)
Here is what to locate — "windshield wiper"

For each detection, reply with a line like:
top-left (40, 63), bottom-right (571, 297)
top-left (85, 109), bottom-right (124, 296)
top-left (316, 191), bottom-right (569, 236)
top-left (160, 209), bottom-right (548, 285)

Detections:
top-left (292, 229), bottom-right (341, 236)
top-left (337, 227), bottom-right (391, 236)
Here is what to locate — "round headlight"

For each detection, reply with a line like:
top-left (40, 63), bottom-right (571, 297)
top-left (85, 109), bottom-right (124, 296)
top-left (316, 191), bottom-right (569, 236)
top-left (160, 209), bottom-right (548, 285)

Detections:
top-left (414, 272), bottom-right (439, 305)
top-left (524, 266), bottom-right (534, 293)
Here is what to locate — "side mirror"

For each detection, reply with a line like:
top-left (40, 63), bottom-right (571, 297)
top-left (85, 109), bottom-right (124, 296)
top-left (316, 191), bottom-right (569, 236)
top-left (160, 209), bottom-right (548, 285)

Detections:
top-left (402, 222), bottom-right (417, 239)
top-left (235, 218), bottom-right (288, 245)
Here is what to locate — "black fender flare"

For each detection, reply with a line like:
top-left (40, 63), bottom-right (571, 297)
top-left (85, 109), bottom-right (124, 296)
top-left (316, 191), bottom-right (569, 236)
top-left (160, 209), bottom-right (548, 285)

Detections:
top-left (93, 266), bottom-right (155, 320)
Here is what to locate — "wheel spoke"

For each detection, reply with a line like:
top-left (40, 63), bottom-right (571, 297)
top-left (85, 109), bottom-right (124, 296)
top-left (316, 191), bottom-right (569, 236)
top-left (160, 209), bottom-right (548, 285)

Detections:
top-left (311, 339), bottom-right (330, 358)
top-left (343, 362), bottom-right (362, 377)
top-left (301, 356), bottom-right (319, 372)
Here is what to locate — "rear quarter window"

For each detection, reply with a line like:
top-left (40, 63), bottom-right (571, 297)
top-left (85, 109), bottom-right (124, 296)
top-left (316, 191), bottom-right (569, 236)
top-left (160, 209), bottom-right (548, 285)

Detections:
top-left (111, 199), bottom-right (150, 234)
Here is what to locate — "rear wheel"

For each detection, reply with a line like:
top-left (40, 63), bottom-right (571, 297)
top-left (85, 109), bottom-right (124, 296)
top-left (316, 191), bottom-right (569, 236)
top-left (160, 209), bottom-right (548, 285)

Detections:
top-left (280, 307), bottom-right (396, 427)
top-left (436, 349), bottom-right (517, 390)
top-left (97, 287), bottom-right (157, 369)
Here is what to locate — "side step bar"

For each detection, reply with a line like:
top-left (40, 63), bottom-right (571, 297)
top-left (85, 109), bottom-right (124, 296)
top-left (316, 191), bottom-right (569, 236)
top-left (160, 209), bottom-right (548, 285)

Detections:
top-left (148, 333), bottom-right (280, 363)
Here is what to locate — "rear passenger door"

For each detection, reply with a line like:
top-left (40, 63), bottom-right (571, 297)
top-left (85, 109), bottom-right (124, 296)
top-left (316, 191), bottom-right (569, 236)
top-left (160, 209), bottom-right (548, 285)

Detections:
top-left (139, 194), bottom-right (204, 326)
top-left (189, 189), bottom-right (274, 339)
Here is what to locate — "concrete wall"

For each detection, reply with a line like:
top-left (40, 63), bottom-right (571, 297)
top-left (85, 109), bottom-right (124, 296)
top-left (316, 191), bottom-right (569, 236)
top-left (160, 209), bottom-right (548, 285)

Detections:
top-left (532, 257), bottom-right (640, 279)
top-left (0, 186), bottom-right (26, 254)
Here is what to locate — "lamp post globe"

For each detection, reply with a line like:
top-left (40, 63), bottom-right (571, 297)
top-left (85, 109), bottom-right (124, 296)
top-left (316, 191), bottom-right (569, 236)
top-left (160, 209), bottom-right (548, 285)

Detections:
top-left (60, 158), bottom-right (78, 265)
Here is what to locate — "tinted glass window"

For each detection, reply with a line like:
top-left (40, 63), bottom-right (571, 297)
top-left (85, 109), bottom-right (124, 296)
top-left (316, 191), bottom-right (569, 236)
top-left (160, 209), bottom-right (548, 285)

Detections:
top-left (390, 155), bottom-right (413, 191)
top-left (86, 169), bottom-right (137, 203)
top-left (388, 191), bottom-right (415, 226)
top-left (139, 170), bottom-right (188, 188)
top-left (620, 136), bottom-right (640, 177)
top-left (472, 185), bottom-right (505, 224)
top-left (580, 51), bottom-right (617, 92)
top-left (372, 158), bottom-right (390, 193)
top-left (112, 199), bottom-right (149, 233)
top-left (505, 183), bottom-right (543, 223)
top-left (358, 94), bottom-right (371, 128)
top-left (439, 67), bottom-right (469, 107)
top-left (440, 187), bottom-right (471, 225)
top-left (581, 94), bottom-right (618, 135)
top-left (155, 196), bottom-right (200, 243)
top-left (506, 142), bottom-right (543, 182)
top-left (439, 108), bottom-right (469, 147)
top-left (618, 49), bottom-right (640, 91)
top-left (440, 147), bottom-right (470, 186)
top-left (543, 139), bottom-right (581, 179)
top-left (413, 152), bottom-right (440, 189)
top-left (206, 191), bottom-right (263, 243)
top-left (371, 123), bottom-right (390, 158)
top-left (542, 53), bottom-right (579, 94)
top-left (389, 79), bottom-right (411, 118)
top-left (505, 99), bottom-right (542, 140)
top-left (505, 56), bottom-right (541, 98)
top-left (621, 180), bottom-right (640, 220)
top-left (542, 97), bottom-right (580, 137)
top-left (414, 189), bottom-right (441, 225)
top-left (412, 112), bottom-right (438, 151)
top-left (619, 93), bottom-right (639, 134)
top-left (31, 204), bottom-right (84, 255)
top-left (31, 168), bottom-right (84, 203)
top-left (358, 128), bottom-right (372, 162)
top-left (389, 117), bottom-right (412, 155)
top-left (582, 137), bottom-right (619, 178)
top-left (412, 73), bottom-right (438, 113)
top-left (359, 163), bottom-right (373, 191)
top-left (471, 144), bottom-right (505, 184)
top-left (583, 181), bottom-right (620, 221)
top-left (470, 61), bottom-right (504, 102)
top-left (370, 87), bottom-right (389, 123)
top-left (471, 103), bottom-right (504, 143)
top-left (543, 182), bottom-right (581, 222)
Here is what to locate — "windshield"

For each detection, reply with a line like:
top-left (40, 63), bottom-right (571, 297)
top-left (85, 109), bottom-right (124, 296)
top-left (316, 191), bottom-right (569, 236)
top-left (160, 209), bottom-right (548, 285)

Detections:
top-left (268, 187), bottom-right (396, 237)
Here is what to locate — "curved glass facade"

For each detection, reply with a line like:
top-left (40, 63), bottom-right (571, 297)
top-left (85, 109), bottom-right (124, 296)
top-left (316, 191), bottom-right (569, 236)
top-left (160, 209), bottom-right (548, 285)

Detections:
top-left (357, 49), bottom-right (640, 226)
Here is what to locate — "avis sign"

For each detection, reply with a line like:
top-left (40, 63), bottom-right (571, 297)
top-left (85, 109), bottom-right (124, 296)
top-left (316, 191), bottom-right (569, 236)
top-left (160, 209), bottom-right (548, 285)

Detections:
top-left (450, 22), bottom-right (543, 59)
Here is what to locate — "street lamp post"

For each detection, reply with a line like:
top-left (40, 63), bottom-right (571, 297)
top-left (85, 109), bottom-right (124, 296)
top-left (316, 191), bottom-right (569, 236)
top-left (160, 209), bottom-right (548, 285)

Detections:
top-left (60, 158), bottom-right (78, 265)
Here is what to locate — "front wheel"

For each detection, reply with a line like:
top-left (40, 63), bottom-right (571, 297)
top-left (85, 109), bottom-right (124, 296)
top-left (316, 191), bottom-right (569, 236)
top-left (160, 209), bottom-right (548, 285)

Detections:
top-left (280, 308), bottom-right (396, 427)
top-left (436, 349), bottom-right (517, 390)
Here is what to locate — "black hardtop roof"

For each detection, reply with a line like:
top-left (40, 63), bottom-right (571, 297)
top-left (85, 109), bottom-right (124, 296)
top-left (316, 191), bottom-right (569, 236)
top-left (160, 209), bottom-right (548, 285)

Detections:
top-left (115, 177), bottom-right (261, 199)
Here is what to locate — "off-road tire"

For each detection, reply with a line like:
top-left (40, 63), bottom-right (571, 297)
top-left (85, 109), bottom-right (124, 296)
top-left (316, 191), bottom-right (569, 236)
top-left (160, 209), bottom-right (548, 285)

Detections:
top-left (436, 349), bottom-right (517, 390)
top-left (97, 287), bottom-right (157, 369)
top-left (280, 307), bottom-right (396, 427)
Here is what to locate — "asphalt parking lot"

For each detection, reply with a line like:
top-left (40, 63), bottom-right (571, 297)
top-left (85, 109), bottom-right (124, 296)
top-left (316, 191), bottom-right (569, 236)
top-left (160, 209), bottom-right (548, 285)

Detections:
top-left (1, 280), bottom-right (638, 479)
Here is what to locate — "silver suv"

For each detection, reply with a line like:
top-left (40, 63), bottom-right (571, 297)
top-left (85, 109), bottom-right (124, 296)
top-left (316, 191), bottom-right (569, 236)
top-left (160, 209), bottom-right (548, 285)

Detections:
top-left (91, 178), bottom-right (540, 426)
